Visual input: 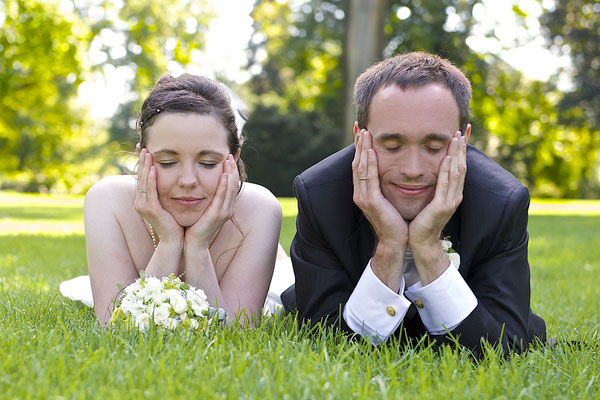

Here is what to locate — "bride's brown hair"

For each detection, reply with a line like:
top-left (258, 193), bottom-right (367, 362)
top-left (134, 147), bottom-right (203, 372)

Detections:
top-left (136, 74), bottom-right (246, 182)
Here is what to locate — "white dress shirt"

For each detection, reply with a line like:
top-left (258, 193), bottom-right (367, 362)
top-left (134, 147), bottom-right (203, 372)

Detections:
top-left (342, 251), bottom-right (477, 344)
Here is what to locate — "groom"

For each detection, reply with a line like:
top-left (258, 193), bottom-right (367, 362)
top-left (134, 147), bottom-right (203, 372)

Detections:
top-left (282, 51), bottom-right (545, 353)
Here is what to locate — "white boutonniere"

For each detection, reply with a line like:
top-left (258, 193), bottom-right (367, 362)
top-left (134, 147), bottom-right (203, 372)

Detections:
top-left (441, 237), bottom-right (460, 270)
top-left (110, 271), bottom-right (225, 333)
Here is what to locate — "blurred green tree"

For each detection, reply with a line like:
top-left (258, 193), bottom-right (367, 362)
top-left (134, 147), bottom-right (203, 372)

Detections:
top-left (245, 0), bottom-right (599, 198)
top-left (0, 0), bottom-right (94, 192)
top-left (539, 0), bottom-right (600, 197)
top-left (73, 0), bottom-right (214, 151)
top-left (0, 0), bottom-right (214, 192)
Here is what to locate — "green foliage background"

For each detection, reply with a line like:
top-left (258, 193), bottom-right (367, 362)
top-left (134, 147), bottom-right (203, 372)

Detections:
top-left (1, 0), bottom-right (598, 198)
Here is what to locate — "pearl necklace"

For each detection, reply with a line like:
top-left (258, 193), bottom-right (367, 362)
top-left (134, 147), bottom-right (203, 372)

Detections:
top-left (147, 222), bottom-right (157, 249)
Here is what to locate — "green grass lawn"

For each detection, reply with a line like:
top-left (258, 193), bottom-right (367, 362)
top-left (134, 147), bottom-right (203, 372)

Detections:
top-left (1, 191), bottom-right (599, 399)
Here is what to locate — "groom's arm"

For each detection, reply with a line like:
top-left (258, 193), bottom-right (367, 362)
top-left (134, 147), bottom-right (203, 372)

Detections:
top-left (290, 174), bottom-right (473, 344)
top-left (289, 174), bottom-right (356, 332)
top-left (433, 184), bottom-right (545, 353)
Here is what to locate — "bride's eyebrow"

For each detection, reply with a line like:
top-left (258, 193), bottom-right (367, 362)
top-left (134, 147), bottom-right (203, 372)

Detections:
top-left (197, 150), bottom-right (225, 158)
top-left (152, 149), bottom-right (225, 158)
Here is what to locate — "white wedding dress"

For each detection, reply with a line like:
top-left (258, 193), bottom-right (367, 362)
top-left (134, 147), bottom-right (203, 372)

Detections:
top-left (59, 256), bottom-right (296, 316)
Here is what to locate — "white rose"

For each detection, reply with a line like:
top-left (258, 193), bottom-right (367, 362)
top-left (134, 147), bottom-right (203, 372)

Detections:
top-left (124, 281), bottom-right (139, 295)
top-left (188, 289), bottom-right (208, 304)
top-left (189, 318), bottom-right (199, 330)
top-left (145, 304), bottom-right (156, 317)
top-left (152, 291), bottom-right (169, 305)
top-left (145, 277), bottom-right (162, 291)
top-left (448, 252), bottom-right (461, 270)
top-left (172, 296), bottom-right (188, 315)
top-left (440, 240), bottom-right (453, 252)
top-left (164, 317), bottom-right (179, 330)
top-left (135, 312), bottom-right (151, 331)
top-left (128, 302), bottom-right (145, 318)
top-left (190, 288), bottom-right (208, 302)
top-left (165, 289), bottom-right (180, 302)
top-left (153, 305), bottom-right (170, 325)
top-left (191, 301), bottom-right (209, 317)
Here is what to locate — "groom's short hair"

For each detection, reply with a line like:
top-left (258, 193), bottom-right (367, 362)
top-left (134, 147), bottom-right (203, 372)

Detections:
top-left (354, 51), bottom-right (472, 134)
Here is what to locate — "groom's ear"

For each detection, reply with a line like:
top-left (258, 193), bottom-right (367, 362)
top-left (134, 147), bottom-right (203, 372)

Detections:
top-left (353, 121), bottom-right (361, 147)
top-left (464, 124), bottom-right (471, 142)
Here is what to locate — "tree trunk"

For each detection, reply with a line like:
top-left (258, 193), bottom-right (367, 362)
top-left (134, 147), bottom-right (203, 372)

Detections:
top-left (343, 0), bottom-right (388, 146)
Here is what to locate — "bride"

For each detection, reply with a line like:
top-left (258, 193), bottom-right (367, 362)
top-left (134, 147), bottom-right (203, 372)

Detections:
top-left (62, 74), bottom-right (291, 325)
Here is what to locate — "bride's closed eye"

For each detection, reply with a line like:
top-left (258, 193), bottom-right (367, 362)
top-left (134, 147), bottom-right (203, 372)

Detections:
top-left (199, 161), bottom-right (218, 169)
top-left (158, 161), bottom-right (177, 168)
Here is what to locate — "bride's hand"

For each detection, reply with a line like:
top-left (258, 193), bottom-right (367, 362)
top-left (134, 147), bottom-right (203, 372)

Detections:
top-left (185, 154), bottom-right (240, 249)
top-left (134, 149), bottom-right (184, 246)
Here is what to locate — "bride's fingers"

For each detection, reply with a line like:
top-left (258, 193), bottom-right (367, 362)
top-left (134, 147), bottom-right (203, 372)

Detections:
top-left (210, 171), bottom-right (228, 214)
top-left (137, 149), bottom-right (147, 192)
top-left (222, 156), bottom-right (239, 213)
top-left (147, 164), bottom-right (159, 203)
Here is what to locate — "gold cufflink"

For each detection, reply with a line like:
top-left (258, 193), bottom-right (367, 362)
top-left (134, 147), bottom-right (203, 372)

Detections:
top-left (386, 306), bottom-right (396, 316)
top-left (414, 299), bottom-right (424, 308)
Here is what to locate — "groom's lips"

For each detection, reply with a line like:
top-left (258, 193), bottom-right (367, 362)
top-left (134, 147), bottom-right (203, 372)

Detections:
top-left (393, 184), bottom-right (430, 197)
top-left (173, 196), bottom-right (203, 206)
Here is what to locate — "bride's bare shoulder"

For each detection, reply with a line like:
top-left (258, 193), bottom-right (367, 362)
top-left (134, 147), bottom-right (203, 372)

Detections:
top-left (235, 182), bottom-right (282, 220)
top-left (84, 175), bottom-right (136, 212)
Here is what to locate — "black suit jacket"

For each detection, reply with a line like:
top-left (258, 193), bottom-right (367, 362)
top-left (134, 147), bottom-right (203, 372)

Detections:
top-left (284, 144), bottom-right (546, 353)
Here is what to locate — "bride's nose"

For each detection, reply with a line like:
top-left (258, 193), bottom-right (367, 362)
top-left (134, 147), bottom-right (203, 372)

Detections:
top-left (178, 164), bottom-right (199, 188)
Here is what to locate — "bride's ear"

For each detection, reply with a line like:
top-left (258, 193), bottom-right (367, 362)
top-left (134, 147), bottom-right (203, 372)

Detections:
top-left (234, 148), bottom-right (241, 160)
top-left (136, 143), bottom-right (141, 153)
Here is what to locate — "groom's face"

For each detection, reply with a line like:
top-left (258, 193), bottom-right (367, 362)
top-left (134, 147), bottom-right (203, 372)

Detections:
top-left (367, 84), bottom-right (463, 221)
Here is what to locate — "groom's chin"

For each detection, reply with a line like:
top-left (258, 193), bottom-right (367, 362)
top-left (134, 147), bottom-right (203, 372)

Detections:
top-left (383, 190), bottom-right (432, 222)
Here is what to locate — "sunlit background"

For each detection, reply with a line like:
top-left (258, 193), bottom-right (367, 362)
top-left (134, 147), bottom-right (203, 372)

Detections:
top-left (1, 0), bottom-right (598, 198)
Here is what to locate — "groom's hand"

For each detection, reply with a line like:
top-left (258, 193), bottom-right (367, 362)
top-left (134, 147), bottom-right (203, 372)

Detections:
top-left (352, 129), bottom-right (407, 292)
top-left (409, 131), bottom-right (467, 285)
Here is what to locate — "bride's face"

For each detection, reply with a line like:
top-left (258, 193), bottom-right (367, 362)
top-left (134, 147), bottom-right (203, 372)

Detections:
top-left (145, 112), bottom-right (231, 227)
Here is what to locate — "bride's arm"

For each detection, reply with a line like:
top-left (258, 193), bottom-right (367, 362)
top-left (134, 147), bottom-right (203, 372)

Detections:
top-left (183, 181), bottom-right (282, 325)
top-left (85, 178), bottom-right (141, 325)
top-left (216, 185), bottom-right (282, 323)
top-left (85, 176), bottom-right (183, 325)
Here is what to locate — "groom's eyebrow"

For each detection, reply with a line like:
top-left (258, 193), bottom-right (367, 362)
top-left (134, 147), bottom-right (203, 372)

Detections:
top-left (376, 132), bottom-right (451, 143)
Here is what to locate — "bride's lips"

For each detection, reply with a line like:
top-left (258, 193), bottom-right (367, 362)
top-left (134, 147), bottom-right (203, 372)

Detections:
top-left (393, 184), bottom-right (430, 197)
top-left (173, 196), bottom-right (203, 206)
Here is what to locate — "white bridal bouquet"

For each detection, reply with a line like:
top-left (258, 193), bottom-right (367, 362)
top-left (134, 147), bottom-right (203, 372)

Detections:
top-left (110, 272), bottom-right (224, 333)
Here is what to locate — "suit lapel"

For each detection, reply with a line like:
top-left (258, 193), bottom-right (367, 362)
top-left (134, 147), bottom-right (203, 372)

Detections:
top-left (442, 206), bottom-right (462, 262)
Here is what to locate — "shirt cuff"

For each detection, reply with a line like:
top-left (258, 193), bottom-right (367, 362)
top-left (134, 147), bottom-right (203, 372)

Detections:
top-left (343, 259), bottom-right (412, 344)
top-left (405, 262), bottom-right (477, 335)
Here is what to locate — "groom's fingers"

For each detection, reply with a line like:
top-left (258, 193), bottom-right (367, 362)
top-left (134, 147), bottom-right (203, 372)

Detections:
top-left (352, 130), bottom-right (366, 198)
top-left (366, 148), bottom-right (380, 193)
top-left (358, 130), bottom-right (369, 184)
top-left (447, 133), bottom-right (467, 206)
top-left (434, 155), bottom-right (451, 202)
top-left (457, 135), bottom-right (467, 193)
top-left (447, 137), bottom-right (460, 200)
